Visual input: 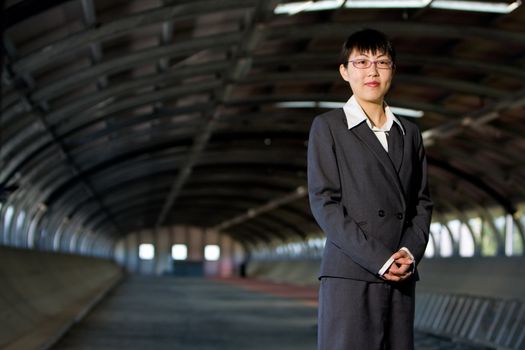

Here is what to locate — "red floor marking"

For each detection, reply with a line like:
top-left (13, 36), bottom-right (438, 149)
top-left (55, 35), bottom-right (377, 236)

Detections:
top-left (213, 277), bottom-right (319, 307)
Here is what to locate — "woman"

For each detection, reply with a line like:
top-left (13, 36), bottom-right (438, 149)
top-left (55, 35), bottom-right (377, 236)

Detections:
top-left (307, 28), bottom-right (433, 350)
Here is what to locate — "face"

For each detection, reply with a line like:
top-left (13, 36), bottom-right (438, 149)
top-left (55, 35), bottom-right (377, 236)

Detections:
top-left (339, 49), bottom-right (394, 105)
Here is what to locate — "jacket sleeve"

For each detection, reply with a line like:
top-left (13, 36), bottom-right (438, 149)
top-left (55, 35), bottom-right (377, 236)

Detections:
top-left (307, 116), bottom-right (393, 275)
top-left (397, 130), bottom-right (433, 265)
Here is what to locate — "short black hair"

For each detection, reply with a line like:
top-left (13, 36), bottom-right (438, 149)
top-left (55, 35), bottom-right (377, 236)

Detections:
top-left (339, 29), bottom-right (396, 67)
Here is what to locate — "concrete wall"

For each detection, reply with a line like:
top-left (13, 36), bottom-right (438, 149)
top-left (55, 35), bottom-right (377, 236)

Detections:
top-left (0, 246), bottom-right (123, 350)
top-left (247, 259), bottom-right (319, 286)
top-left (416, 257), bottom-right (525, 302)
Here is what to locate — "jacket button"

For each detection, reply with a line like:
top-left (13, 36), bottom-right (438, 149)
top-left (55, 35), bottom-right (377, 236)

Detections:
top-left (396, 213), bottom-right (403, 220)
top-left (378, 210), bottom-right (385, 217)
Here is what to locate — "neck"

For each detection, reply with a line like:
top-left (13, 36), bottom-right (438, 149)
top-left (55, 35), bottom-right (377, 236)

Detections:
top-left (356, 97), bottom-right (386, 128)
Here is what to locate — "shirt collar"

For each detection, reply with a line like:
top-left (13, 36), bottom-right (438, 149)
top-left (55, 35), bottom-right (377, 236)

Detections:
top-left (342, 95), bottom-right (405, 135)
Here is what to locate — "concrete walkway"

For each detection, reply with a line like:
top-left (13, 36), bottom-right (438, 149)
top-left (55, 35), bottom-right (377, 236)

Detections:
top-left (52, 276), bottom-right (317, 350)
top-left (52, 276), bottom-right (489, 350)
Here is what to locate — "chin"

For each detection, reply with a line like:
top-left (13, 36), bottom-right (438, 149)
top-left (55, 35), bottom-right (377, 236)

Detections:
top-left (358, 93), bottom-right (385, 104)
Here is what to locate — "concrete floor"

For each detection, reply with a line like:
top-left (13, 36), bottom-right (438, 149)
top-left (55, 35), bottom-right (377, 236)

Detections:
top-left (52, 276), bottom-right (489, 350)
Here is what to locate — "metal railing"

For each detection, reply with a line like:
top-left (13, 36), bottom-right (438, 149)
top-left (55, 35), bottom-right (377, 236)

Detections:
top-left (416, 292), bottom-right (525, 350)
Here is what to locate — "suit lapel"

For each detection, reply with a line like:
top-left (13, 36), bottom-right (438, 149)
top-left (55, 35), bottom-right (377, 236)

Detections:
top-left (350, 121), bottom-right (405, 199)
top-left (387, 123), bottom-right (404, 173)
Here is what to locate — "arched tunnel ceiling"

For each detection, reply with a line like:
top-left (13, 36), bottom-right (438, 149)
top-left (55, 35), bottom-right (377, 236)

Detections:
top-left (1, 0), bottom-right (525, 247)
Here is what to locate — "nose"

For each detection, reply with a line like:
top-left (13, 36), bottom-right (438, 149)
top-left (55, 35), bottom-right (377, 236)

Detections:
top-left (368, 64), bottom-right (379, 75)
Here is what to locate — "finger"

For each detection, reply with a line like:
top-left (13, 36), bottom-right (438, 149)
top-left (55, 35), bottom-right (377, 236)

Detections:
top-left (389, 264), bottom-right (401, 274)
top-left (387, 273), bottom-right (411, 282)
top-left (396, 249), bottom-right (409, 258)
top-left (389, 262), bottom-right (413, 276)
top-left (391, 251), bottom-right (404, 260)
top-left (382, 273), bottom-right (400, 282)
top-left (398, 271), bottom-right (413, 281)
top-left (389, 263), bottom-right (410, 276)
top-left (393, 257), bottom-right (413, 266)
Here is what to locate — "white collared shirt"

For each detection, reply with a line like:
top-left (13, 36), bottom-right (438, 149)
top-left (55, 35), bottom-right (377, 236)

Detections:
top-left (341, 95), bottom-right (413, 277)
top-left (342, 95), bottom-right (405, 152)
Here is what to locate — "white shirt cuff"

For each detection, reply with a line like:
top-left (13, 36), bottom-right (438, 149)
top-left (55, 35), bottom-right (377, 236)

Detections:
top-left (378, 257), bottom-right (395, 276)
top-left (400, 247), bottom-right (416, 272)
top-left (399, 247), bottom-right (415, 262)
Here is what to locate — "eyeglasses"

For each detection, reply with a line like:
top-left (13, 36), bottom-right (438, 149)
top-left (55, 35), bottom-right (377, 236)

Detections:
top-left (348, 59), bottom-right (394, 70)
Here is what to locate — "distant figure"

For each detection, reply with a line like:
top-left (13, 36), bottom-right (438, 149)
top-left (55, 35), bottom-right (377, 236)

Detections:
top-left (239, 261), bottom-right (247, 278)
top-left (307, 29), bottom-right (433, 350)
top-left (239, 252), bottom-right (251, 278)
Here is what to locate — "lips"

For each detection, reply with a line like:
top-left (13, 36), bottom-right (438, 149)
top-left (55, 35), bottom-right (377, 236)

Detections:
top-left (365, 82), bottom-right (380, 87)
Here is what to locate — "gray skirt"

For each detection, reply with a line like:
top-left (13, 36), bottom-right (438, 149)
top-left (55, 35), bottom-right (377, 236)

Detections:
top-left (317, 277), bottom-right (415, 350)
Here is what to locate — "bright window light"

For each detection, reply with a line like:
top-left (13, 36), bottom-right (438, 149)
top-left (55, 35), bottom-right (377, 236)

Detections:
top-left (275, 0), bottom-right (313, 14)
top-left (16, 210), bottom-right (26, 231)
top-left (3, 206), bottom-right (14, 233)
top-left (172, 244), bottom-right (188, 260)
top-left (204, 245), bottom-right (221, 261)
top-left (139, 243), bottom-right (155, 260)
top-left (424, 236), bottom-right (435, 257)
top-left (389, 106), bottom-right (424, 118)
top-left (430, 0), bottom-right (521, 13)
top-left (275, 100), bottom-right (424, 118)
top-left (276, 101), bottom-right (340, 108)
top-left (345, 0), bottom-right (431, 8)
top-left (275, 0), bottom-right (521, 14)
top-left (343, 0), bottom-right (521, 13)
top-left (459, 222), bottom-right (475, 257)
top-left (304, 0), bottom-right (344, 11)
top-left (275, 0), bottom-right (344, 15)
top-left (318, 101), bottom-right (345, 109)
top-left (276, 101), bottom-right (317, 108)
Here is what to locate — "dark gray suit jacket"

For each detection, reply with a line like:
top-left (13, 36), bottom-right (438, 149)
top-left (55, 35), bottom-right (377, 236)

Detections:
top-left (307, 108), bottom-right (433, 282)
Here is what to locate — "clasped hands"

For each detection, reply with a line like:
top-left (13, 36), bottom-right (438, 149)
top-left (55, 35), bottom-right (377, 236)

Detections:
top-left (382, 250), bottom-right (414, 282)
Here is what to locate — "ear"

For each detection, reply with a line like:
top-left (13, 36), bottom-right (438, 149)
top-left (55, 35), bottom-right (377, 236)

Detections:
top-left (339, 64), bottom-right (350, 82)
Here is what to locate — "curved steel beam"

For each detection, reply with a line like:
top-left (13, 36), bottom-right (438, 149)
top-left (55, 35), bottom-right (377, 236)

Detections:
top-left (9, 0), bottom-right (255, 74)
top-left (428, 157), bottom-right (516, 215)
top-left (213, 186), bottom-right (306, 229)
top-left (264, 21), bottom-right (525, 45)
top-left (423, 88), bottom-right (525, 144)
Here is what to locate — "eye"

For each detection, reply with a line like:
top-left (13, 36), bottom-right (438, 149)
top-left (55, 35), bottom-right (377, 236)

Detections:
top-left (355, 59), bottom-right (368, 65)
top-left (378, 60), bottom-right (392, 67)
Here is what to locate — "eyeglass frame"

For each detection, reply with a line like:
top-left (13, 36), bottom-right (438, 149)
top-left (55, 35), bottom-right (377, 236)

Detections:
top-left (347, 58), bottom-right (395, 70)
